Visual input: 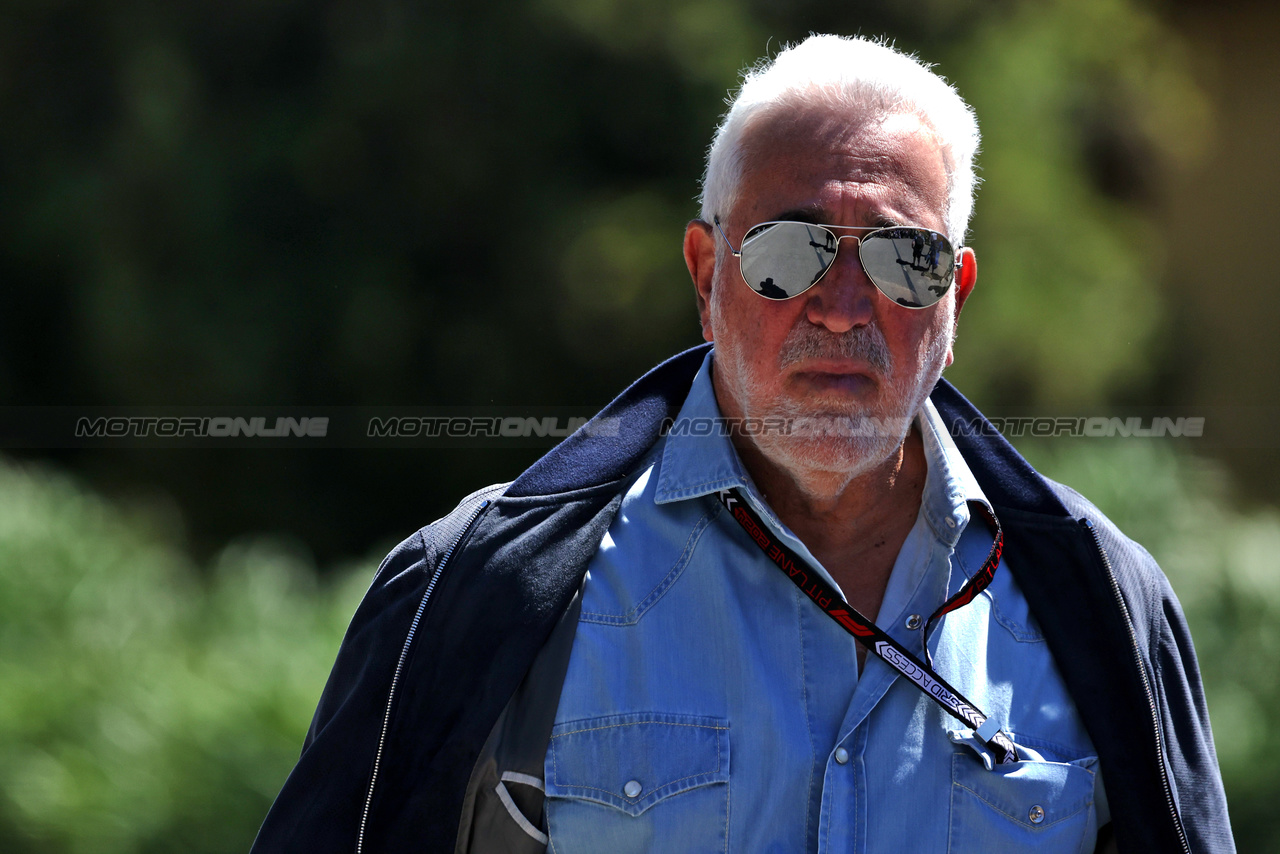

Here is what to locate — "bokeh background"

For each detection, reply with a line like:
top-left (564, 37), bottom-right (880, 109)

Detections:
top-left (2, 0), bottom-right (1278, 850)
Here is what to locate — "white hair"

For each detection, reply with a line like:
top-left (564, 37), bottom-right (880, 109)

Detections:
top-left (700, 34), bottom-right (981, 244)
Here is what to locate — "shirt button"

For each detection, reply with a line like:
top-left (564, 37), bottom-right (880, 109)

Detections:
top-left (1028, 805), bottom-right (1045, 824)
top-left (904, 614), bottom-right (922, 631)
top-left (834, 747), bottom-right (849, 765)
top-left (624, 780), bottom-right (642, 798)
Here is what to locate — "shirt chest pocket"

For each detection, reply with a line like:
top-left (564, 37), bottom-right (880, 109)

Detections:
top-left (544, 713), bottom-right (730, 854)
top-left (948, 751), bottom-right (1099, 854)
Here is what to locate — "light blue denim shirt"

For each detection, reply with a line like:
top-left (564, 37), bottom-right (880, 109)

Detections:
top-left (544, 352), bottom-right (1108, 853)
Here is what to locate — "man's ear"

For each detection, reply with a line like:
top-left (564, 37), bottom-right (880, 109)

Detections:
top-left (953, 247), bottom-right (977, 318)
top-left (944, 247), bottom-right (977, 367)
top-left (684, 220), bottom-right (717, 343)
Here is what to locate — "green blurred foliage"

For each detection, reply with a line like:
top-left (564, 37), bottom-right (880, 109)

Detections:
top-left (942, 0), bottom-right (1210, 406)
top-left (0, 458), bottom-right (369, 853)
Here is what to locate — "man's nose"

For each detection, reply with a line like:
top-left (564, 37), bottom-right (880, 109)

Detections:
top-left (803, 235), bottom-right (876, 333)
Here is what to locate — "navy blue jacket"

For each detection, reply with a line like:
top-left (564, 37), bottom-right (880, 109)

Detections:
top-left (252, 344), bottom-right (1234, 853)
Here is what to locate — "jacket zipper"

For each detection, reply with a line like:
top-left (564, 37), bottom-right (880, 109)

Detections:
top-left (1080, 518), bottom-right (1190, 854)
top-left (356, 498), bottom-right (493, 854)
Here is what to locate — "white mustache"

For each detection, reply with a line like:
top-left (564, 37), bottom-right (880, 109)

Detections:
top-left (777, 323), bottom-right (893, 374)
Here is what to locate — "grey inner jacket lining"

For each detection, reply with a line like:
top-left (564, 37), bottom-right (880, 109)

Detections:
top-left (456, 588), bottom-right (583, 853)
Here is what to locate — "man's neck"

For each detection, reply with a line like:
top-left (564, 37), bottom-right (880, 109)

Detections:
top-left (731, 426), bottom-right (928, 635)
top-left (734, 428), bottom-right (927, 556)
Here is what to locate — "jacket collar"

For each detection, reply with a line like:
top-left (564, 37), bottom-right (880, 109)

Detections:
top-left (506, 344), bottom-right (712, 498)
top-left (928, 381), bottom-right (1070, 518)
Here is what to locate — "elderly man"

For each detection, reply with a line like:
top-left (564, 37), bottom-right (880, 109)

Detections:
top-left (253, 35), bottom-right (1232, 854)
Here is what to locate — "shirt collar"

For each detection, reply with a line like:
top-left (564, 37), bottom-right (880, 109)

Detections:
top-left (654, 351), bottom-right (757, 504)
top-left (916, 393), bottom-right (991, 547)
top-left (655, 350), bottom-right (992, 547)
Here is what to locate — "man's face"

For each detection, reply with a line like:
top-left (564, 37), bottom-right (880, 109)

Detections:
top-left (687, 108), bottom-right (975, 485)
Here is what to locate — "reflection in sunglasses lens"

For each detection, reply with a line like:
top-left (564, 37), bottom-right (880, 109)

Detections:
top-left (741, 223), bottom-right (834, 299)
top-left (861, 230), bottom-right (954, 308)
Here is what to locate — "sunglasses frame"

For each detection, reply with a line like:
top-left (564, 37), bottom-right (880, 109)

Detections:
top-left (711, 216), bottom-right (958, 308)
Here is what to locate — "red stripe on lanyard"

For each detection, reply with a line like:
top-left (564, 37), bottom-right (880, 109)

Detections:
top-left (922, 501), bottom-right (1003, 667)
top-left (713, 487), bottom-right (1019, 765)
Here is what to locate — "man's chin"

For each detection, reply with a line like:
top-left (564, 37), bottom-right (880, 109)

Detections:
top-left (752, 429), bottom-right (909, 485)
top-left (735, 396), bottom-right (920, 484)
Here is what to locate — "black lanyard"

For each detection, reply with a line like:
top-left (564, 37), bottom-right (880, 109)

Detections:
top-left (713, 487), bottom-right (1020, 766)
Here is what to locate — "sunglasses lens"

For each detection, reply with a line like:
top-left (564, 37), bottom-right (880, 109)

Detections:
top-left (739, 222), bottom-right (837, 299)
top-left (858, 228), bottom-right (955, 308)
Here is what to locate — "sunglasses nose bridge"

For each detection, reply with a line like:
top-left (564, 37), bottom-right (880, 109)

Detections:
top-left (804, 232), bottom-right (878, 332)
top-left (822, 232), bottom-right (870, 282)
top-left (805, 228), bottom-right (875, 294)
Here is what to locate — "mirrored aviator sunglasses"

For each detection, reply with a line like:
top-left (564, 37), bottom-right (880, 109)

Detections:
top-left (713, 217), bottom-right (957, 308)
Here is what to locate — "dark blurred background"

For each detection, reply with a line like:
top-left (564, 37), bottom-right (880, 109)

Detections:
top-left (1, 0), bottom-right (1277, 851)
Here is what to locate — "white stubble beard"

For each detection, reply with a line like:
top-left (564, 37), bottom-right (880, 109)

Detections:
top-left (710, 285), bottom-right (955, 492)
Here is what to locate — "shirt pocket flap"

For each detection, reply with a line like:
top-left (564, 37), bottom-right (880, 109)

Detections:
top-left (951, 751), bottom-right (1097, 832)
top-left (546, 713), bottom-right (730, 817)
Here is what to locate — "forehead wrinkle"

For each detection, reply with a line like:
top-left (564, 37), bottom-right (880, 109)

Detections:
top-left (810, 109), bottom-right (948, 185)
top-left (825, 128), bottom-right (948, 226)
top-left (827, 173), bottom-right (940, 230)
top-left (737, 108), bottom-right (949, 233)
